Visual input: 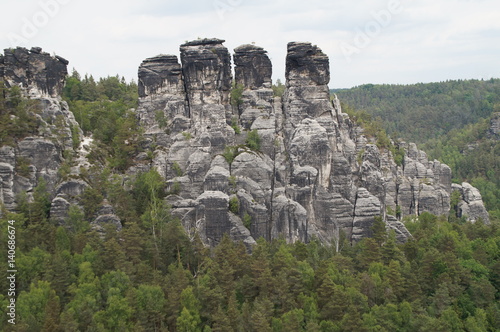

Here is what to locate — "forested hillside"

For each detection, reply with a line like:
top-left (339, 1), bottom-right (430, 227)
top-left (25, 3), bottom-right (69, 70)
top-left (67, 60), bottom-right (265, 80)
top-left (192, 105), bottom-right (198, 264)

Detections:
top-left (1, 43), bottom-right (499, 331)
top-left (335, 80), bottom-right (500, 222)
top-left (2, 198), bottom-right (500, 330)
top-left (334, 79), bottom-right (500, 143)
top-left (0, 73), bottom-right (499, 332)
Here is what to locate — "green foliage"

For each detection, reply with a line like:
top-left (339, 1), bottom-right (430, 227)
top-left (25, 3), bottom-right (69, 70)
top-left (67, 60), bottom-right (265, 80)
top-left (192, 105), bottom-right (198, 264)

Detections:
top-left (230, 82), bottom-right (245, 107)
top-left (371, 216), bottom-right (387, 246)
top-left (231, 116), bottom-right (241, 134)
top-left (15, 156), bottom-right (31, 177)
top-left (272, 79), bottom-right (286, 97)
top-left (63, 70), bottom-right (138, 106)
top-left (81, 185), bottom-right (104, 220)
top-left (70, 124), bottom-right (80, 150)
top-left (228, 196), bottom-right (240, 214)
top-left (343, 104), bottom-right (396, 151)
top-left (135, 284), bottom-right (166, 330)
top-left (422, 113), bottom-right (500, 218)
top-left (338, 81), bottom-right (499, 218)
top-left (62, 70), bottom-right (142, 172)
top-left (229, 175), bottom-right (237, 191)
top-left (17, 177), bottom-right (52, 224)
top-left (334, 79), bottom-right (500, 144)
top-left (391, 144), bottom-right (405, 166)
top-left (172, 161), bottom-right (183, 177)
top-left (246, 129), bottom-right (261, 151)
top-left (170, 181), bottom-right (181, 195)
top-left (222, 146), bottom-right (239, 164)
top-left (132, 168), bottom-right (166, 216)
top-left (16, 280), bottom-right (60, 331)
top-left (155, 110), bottom-right (168, 129)
top-left (2, 200), bottom-right (500, 330)
top-left (357, 149), bottom-right (365, 165)
top-left (0, 83), bottom-right (41, 146)
top-left (243, 212), bottom-right (252, 229)
top-left (67, 205), bottom-right (88, 233)
top-left (182, 131), bottom-right (192, 140)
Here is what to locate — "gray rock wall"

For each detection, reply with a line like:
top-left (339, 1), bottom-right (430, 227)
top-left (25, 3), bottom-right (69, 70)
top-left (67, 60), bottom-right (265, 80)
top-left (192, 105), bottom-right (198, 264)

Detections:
top-left (136, 39), bottom-right (490, 247)
top-left (1, 42), bottom-right (490, 248)
top-left (0, 47), bottom-right (83, 224)
top-left (1, 47), bottom-right (68, 98)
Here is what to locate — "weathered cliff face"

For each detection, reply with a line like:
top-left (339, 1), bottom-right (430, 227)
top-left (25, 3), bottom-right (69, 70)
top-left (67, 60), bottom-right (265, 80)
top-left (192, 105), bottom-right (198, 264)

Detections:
top-left (1, 47), bottom-right (68, 98)
top-left (452, 183), bottom-right (490, 223)
top-left (137, 54), bottom-right (187, 132)
top-left (1, 41), bottom-right (490, 246)
top-left (0, 47), bottom-right (83, 221)
top-left (136, 39), bottom-right (490, 247)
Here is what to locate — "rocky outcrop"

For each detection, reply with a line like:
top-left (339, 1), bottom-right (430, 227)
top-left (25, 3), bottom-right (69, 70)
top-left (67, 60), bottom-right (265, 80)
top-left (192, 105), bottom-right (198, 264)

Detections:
top-left (136, 39), bottom-right (489, 248)
top-left (179, 38), bottom-right (234, 152)
top-left (91, 201), bottom-right (122, 234)
top-left (233, 44), bottom-right (272, 90)
top-left (137, 54), bottom-right (187, 134)
top-left (1, 41), bottom-right (490, 248)
top-left (489, 112), bottom-right (500, 139)
top-left (1, 47), bottom-right (68, 98)
top-left (452, 183), bottom-right (490, 224)
top-left (0, 47), bottom-right (82, 218)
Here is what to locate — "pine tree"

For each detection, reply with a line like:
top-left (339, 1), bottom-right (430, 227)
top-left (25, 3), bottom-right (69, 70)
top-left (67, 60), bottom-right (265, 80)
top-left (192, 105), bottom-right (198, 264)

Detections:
top-left (371, 216), bottom-right (387, 246)
top-left (135, 284), bottom-right (166, 331)
top-left (211, 305), bottom-right (232, 332)
top-left (249, 296), bottom-right (273, 332)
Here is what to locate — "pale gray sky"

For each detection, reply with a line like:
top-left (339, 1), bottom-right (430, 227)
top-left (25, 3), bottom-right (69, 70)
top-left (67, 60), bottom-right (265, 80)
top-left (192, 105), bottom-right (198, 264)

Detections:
top-left (1, 0), bottom-right (499, 88)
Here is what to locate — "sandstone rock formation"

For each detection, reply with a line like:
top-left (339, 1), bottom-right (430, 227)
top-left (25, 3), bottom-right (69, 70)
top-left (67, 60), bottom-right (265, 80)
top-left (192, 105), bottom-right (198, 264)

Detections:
top-left (135, 39), bottom-right (490, 247)
top-left (1, 46), bottom-right (68, 98)
top-left (452, 183), bottom-right (490, 223)
top-left (489, 112), bottom-right (500, 139)
top-left (0, 41), bottom-right (491, 248)
top-left (91, 200), bottom-right (123, 234)
top-left (0, 47), bottom-right (82, 221)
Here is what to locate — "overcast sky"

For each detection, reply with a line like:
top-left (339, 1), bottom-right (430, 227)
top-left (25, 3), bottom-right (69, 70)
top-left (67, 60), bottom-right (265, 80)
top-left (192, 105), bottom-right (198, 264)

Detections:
top-left (1, 0), bottom-right (499, 88)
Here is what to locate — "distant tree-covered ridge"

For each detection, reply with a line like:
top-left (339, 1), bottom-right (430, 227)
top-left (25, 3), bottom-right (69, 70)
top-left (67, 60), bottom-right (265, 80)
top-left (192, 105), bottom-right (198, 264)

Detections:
top-left (333, 79), bottom-right (500, 143)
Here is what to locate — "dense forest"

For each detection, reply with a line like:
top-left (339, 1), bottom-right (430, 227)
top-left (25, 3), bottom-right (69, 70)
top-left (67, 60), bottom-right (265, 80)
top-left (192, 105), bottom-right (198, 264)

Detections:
top-left (0, 75), bottom-right (499, 331)
top-left (1, 178), bottom-right (499, 331)
top-left (333, 79), bottom-right (500, 144)
top-left (335, 79), bottom-right (500, 222)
